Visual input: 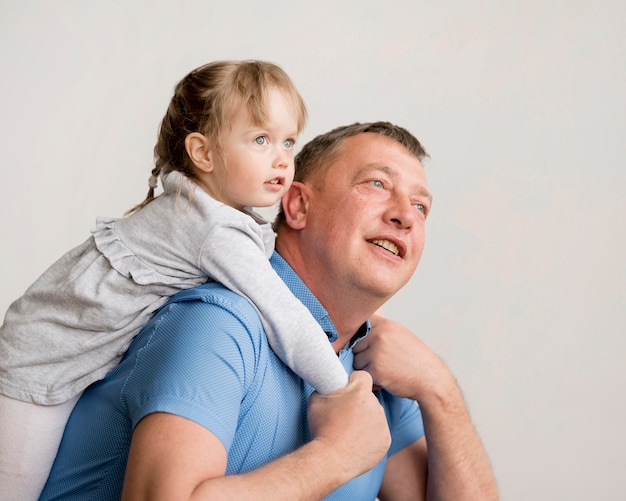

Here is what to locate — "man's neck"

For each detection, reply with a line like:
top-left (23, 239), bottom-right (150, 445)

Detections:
top-left (275, 238), bottom-right (382, 349)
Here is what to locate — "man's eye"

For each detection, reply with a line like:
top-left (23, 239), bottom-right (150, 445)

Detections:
top-left (413, 203), bottom-right (426, 214)
top-left (370, 180), bottom-right (384, 188)
top-left (255, 136), bottom-right (268, 145)
top-left (283, 138), bottom-right (295, 149)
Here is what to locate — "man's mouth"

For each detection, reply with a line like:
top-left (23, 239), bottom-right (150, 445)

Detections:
top-left (368, 239), bottom-right (399, 256)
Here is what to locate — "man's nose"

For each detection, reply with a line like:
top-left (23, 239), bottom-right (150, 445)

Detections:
top-left (386, 195), bottom-right (414, 229)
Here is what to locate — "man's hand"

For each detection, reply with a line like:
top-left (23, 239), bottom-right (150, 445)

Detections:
top-left (308, 370), bottom-right (391, 482)
top-left (124, 372), bottom-right (393, 501)
top-left (355, 314), bottom-right (499, 500)
top-left (353, 314), bottom-right (454, 403)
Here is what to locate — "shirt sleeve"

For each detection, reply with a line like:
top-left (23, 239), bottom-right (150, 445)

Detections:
top-left (120, 295), bottom-right (263, 451)
top-left (379, 390), bottom-right (425, 456)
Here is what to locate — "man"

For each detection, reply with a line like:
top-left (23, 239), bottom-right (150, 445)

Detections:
top-left (41, 122), bottom-right (498, 500)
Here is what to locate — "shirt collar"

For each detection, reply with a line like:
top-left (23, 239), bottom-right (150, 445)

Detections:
top-left (349, 320), bottom-right (371, 349)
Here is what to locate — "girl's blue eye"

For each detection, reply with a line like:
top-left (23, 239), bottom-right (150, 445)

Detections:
top-left (255, 136), bottom-right (267, 145)
top-left (283, 139), bottom-right (295, 149)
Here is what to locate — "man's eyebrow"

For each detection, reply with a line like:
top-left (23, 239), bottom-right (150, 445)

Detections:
top-left (418, 186), bottom-right (433, 204)
top-left (363, 164), bottom-right (433, 203)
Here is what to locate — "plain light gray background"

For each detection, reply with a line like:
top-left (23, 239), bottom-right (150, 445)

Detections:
top-left (1, 1), bottom-right (624, 499)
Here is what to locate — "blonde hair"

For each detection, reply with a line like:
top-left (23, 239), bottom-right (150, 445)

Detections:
top-left (127, 60), bottom-right (307, 214)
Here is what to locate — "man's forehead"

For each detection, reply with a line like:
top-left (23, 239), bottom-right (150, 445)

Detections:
top-left (340, 133), bottom-right (427, 172)
top-left (343, 133), bottom-right (424, 163)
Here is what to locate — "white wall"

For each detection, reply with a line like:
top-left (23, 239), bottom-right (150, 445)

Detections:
top-left (1, 1), bottom-right (624, 499)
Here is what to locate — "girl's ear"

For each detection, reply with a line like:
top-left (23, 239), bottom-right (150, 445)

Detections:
top-left (185, 132), bottom-right (214, 173)
top-left (281, 181), bottom-right (311, 230)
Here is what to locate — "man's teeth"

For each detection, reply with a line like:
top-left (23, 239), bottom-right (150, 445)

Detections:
top-left (370, 239), bottom-right (399, 256)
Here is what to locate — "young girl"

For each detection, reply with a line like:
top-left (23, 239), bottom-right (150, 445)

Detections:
top-left (0, 60), bottom-right (348, 500)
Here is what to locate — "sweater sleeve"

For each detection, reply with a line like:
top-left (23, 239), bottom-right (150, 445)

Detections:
top-left (196, 211), bottom-right (348, 395)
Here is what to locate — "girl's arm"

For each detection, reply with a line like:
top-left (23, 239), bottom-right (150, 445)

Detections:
top-left (198, 215), bottom-right (348, 394)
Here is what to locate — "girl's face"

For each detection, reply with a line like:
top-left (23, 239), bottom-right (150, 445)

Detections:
top-left (206, 88), bottom-right (300, 210)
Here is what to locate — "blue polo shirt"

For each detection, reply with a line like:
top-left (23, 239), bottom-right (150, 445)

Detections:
top-left (41, 253), bottom-right (424, 500)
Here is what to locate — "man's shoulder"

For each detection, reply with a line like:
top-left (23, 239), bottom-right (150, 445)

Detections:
top-left (166, 282), bottom-right (262, 324)
top-left (130, 282), bottom-right (267, 366)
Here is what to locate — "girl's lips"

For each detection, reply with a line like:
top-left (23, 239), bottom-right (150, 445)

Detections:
top-left (265, 177), bottom-right (284, 191)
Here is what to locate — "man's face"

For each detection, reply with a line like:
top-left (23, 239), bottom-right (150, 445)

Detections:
top-left (302, 133), bottom-right (432, 300)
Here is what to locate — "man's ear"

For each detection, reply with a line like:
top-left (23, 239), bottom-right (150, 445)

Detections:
top-left (185, 132), bottom-right (214, 173)
top-left (281, 181), bottom-right (311, 230)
